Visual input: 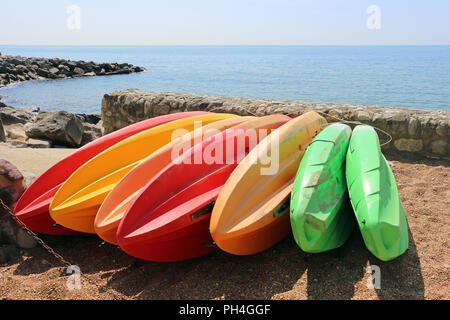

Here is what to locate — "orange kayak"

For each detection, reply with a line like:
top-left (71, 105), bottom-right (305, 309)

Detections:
top-left (210, 111), bottom-right (327, 255)
top-left (94, 116), bottom-right (253, 244)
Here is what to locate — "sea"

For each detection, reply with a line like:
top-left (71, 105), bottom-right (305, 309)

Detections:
top-left (0, 45), bottom-right (449, 114)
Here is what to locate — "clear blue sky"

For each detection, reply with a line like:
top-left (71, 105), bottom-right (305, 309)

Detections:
top-left (1, 0), bottom-right (449, 45)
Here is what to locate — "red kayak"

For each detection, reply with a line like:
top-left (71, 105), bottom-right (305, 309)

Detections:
top-left (117, 114), bottom-right (290, 261)
top-left (14, 111), bottom-right (208, 235)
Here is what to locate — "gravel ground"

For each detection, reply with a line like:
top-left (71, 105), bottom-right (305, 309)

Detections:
top-left (0, 147), bottom-right (448, 300)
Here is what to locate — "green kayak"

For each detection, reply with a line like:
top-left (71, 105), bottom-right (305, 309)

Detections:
top-left (346, 125), bottom-right (409, 261)
top-left (290, 123), bottom-right (354, 253)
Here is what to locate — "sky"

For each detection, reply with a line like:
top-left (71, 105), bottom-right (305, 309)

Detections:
top-left (0, 0), bottom-right (449, 45)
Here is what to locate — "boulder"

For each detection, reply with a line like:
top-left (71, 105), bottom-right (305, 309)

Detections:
top-left (26, 138), bottom-right (52, 148)
top-left (25, 110), bottom-right (84, 147)
top-left (393, 138), bottom-right (424, 153)
top-left (0, 105), bottom-right (36, 125)
top-left (76, 113), bottom-right (101, 125)
top-left (36, 67), bottom-right (49, 78)
top-left (5, 124), bottom-right (27, 140)
top-left (80, 122), bottom-right (102, 145)
top-left (7, 141), bottom-right (29, 148)
top-left (48, 67), bottom-right (59, 75)
top-left (0, 159), bottom-right (24, 208)
top-left (58, 64), bottom-right (71, 75)
top-left (73, 67), bottom-right (85, 76)
top-left (0, 160), bottom-right (37, 253)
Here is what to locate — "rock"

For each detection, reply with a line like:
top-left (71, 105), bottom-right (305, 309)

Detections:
top-left (48, 67), bottom-right (59, 75)
top-left (0, 159), bottom-right (24, 208)
top-left (7, 141), bottom-right (29, 148)
top-left (436, 122), bottom-right (448, 137)
top-left (0, 119), bottom-right (5, 142)
top-left (73, 67), bottom-right (85, 76)
top-left (26, 138), bottom-right (51, 148)
top-left (15, 228), bottom-right (37, 249)
top-left (0, 105), bottom-right (36, 125)
top-left (5, 125), bottom-right (26, 140)
top-left (23, 172), bottom-right (37, 190)
top-left (0, 55), bottom-right (145, 86)
top-left (408, 118), bottom-right (420, 136)
top-left (27, 71), bottom-right (38, 80)
top-left (0, 160), bottom-right (36, 253)
top-left (76, 113), bottom-right (101, 125)
top-left (36, 67), bottom-right (49, 78)
top-left (25, 110), bottom-right (84, 147)
top-left (430, 139), bottom-right (447, 155)
top-left (394, 139), bottom-right (424, 153)
top-left (58, 64), bottom-right (71, 75)
top-left (80, 122), bottom-right (102, 145)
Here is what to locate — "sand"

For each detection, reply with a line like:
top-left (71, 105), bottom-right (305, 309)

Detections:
top-left (0, 144), bottom-right (75, 176)
top-left (0, 146), bottom-right (448, 300)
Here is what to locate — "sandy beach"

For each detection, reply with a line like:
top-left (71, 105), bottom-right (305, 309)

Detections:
top-left (0, 145), bottom-right (448, 300)
top-left (0, 144), bottom-right (75, 176)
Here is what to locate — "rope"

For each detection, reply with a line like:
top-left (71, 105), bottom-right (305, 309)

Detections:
top-left (208, 107), bottom-right (393, 147)
top-left (315, 110), bottom-right (393, 147)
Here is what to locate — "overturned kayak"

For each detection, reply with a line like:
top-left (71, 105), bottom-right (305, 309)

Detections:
top-left (95, 116), bottom-right (253, 244)
top-left (346, 125), bottom-right (409, 261)
top-left (210, 111), bottom-right (327, 255)
top-left (13, 111), bottom-right (207, 235)
top-left (49, 113), bottom-right (236, 233)
top-left (117, 115), bottom-right (291, 261)
top-left (290, 123), bottom-right (353, 253)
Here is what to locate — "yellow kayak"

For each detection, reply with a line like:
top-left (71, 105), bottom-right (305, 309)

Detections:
top-left (210, 111), bottom-right (327, 255)
top-left (50, 113), bottom-right (237, 233)
top-left (94, 116), bottom-right (253, 244)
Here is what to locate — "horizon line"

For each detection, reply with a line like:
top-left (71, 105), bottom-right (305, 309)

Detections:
top-left (1, 44), bottom-right (450, 47)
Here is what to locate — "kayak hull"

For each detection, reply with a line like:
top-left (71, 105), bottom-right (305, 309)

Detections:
top-left (290, 123), bottom-right (353, 253)
top-left (117, 115), bottom-right (291, 261)
top-left (210, 111), bottom-right (328, 255)
top-left (346, 125), bottom-right (409, 261)
top-left (95, 116), bottom-right (253, 244)
top-left (13, 111), bottom-right (207, 235)
top-left (49, 113), bottom-right (235, 233)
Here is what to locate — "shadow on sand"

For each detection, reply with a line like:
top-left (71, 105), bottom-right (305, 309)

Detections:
top-left (99, 224), bottom-right (424, 299)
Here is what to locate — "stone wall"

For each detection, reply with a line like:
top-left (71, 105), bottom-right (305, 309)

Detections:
top-left (102, 89), bottom-right (449, 159)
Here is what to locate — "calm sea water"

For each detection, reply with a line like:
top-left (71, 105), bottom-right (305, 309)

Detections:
top-left (0, 45), bottom-right (449, 113)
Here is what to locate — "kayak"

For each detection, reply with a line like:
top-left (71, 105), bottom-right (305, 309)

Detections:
top-left (13, 111), bottom-right (208, 235)
top-left (117, 115), bottom-right (291, 261)
top-left (49, 113), bottom-right (236, 234)
top-left (346, 125), bottom-right (409, 261)
top-left (290, 123), bottom-right (353, 253)
top-left (210, 111), bottom-right (327, 255)
top-left (95, 116), bottom-right (253, 244)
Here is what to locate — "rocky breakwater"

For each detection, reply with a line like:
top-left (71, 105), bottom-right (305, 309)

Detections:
top-left (102, 89), bottom-right (449, 159)
top-left (0, 101), bottom-right (103, 148)
top-left (0, 55), bottom-right (146, 87)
